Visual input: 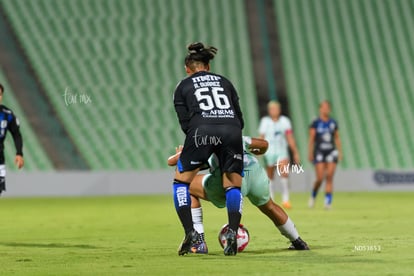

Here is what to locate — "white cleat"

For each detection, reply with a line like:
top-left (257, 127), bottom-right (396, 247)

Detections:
top-left (324, 204), bottom-right (332, 210)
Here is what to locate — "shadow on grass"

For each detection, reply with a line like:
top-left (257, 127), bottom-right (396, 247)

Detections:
top-left (0, 242), bottom-right (100, 249)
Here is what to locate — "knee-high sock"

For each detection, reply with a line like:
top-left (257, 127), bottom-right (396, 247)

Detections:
top-left (226, 187), bottom-right (243, 232)
top-left (269, 178), bottom-right (276, 201)
top-left (191, 207), bottom-right (205, 241)
top-left (281, 177), bottom-right (289, 203)
top-left (173, 182), bottom-right (193, 235)
top-left (277, 217), bottom-right (299, 241)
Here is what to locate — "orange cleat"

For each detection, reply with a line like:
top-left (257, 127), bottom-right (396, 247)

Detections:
top-left (282, 201), bottom-right (292, 209)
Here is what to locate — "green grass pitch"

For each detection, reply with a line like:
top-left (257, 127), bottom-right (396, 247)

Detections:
top-left (0, 192), bottom-right (413, 275)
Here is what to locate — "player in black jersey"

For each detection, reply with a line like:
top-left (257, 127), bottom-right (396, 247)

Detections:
top-left (0, 84), bottom-right (24, 195)
top-left (172, 42), bottom-right (244, 256)
top-left (308, 101), bottom-right (342, 209)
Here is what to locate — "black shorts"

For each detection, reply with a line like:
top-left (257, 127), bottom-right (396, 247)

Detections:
top-left (177, 124), bottom-right (243, 175)
top-left (314, 149), bottom-right (338, 164)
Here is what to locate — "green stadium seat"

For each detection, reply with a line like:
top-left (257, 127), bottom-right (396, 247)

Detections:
top-left (274, 0), bottom-right (414, 169)
top-left (0, 70), bottom-right (53, 171)
top-left (2, 0), bottom-right (259, 170)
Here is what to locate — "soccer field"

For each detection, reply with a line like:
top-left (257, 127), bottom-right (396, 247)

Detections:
top-left (0, 192), bottom-right (412, 275)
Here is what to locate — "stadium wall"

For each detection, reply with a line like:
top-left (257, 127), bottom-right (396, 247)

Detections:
top-left (3, 170), bottom-right (414, 198)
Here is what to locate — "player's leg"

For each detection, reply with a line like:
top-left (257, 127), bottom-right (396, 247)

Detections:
top-left (265, 154), bottom-right (277, 200)
top-left (257, 199), bottom-right (287, 225)
top-left (0, 164), bottom-right (6, 196)
top-left (173, 169), bottom-right (200, 255)
top-left (189, 170), bottom-right (228, 254)
top-left (190, 194), bottom-right (203, 237)
top-left (189, 175), bottom-right (208, 201)
top-left (277, 158), bottom-right (291, 209)
top-left (222, 172), bottom-right (243, 256)
top-left (245, 165), bottom-right (309, 250)
top-left (173, 127), bottom-right (213, 255)
top-left (215, 124), bottom-right (244, 256)
top-left (257, 200), bottom-right (309, 250)
top-left (189, 195), bottom-right (209, 253)
top-left (222, 172), bottom-right (243, 231)
top-left (309, 162), bottom-right (326, 208)
top-left (174, 169), bottom-right (199, 234)
top-left (324, 162), bottom-right (337, 209)
top-left (266, 165), bottom-right (275, 200)
top-left (189, 175), bottom-right (209, 253)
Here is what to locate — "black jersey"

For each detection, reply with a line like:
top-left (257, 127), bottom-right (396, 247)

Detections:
top-left (310, 117), bottom-right (338, 152)
top-left (0, 105), bottom-right (23, 164)
top-left (173, 71), bottom-right (244, 134)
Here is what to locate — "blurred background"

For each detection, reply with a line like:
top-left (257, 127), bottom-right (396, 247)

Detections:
top-left (0, 0), bottom-right (413, 196)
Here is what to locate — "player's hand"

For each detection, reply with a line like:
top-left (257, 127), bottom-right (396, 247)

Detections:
top-left (15, 155), bottom-right (24, 169)
top-left (167, 146), bottom-right (183, 166)
top-left (293, 152), bottom-right (300, 164)
top-left (308, 152), bottom-right (314, 162)
top-left (338, 151), bottom-right (343, 162)
top-left (175, 145), bottom-right (183, 154)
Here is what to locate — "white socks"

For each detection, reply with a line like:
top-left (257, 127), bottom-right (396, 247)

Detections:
top-left (269, 178), bottom-right (276, 200)
top-left (191, 207), bottom-right (204, 236)
top-left (281, 177), bottom-right (289, 203)
top-left (277, 217), bottom-right (299, 241)
top-left (269, 176), bottom-right (290, 203)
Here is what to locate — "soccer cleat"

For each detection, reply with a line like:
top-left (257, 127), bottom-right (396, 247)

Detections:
top-left (324, 204), bottom-right (332, 210)
top-left (289, 237), bottom-right (310, 250)
top-left (190, 241), bottom-right (208, 254)
top-left (223, 228), bottom-right (237, 256)
top-left (308, 197), bottom-right (315, 208)
top-left (178, 230), bottom-right (200, 256)
top-left (282, 201), bottom-right (292, 209)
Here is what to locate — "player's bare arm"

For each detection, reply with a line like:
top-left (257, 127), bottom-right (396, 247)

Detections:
top-left (15, 155), bottom-right (24, 169)
top-left (334, 130), bottom-right (342, 161)
top-left (167, 145), bottom-right (183, 166)
top-left (308, 128), bottom-right (316, 162)
top-left (249, 138), bottom-right (268, 155)
top-left (286, 132), bottom-right (300, 164)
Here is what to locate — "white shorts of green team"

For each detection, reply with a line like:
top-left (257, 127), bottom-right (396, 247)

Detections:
top-left (263, 150), bottom-right (290, 167)
top-left (201, 161), bottom-right (270, 208)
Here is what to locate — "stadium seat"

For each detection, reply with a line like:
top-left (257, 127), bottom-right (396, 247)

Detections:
top-left (0, 70), bottom-right (53, 171)
top-left (2, 0), bottom-right (259, 170)
top-left (274, 0), bottom-right (414, 169)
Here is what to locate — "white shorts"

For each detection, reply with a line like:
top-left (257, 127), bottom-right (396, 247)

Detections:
top-left (263, 151), bottom-right (289, 167)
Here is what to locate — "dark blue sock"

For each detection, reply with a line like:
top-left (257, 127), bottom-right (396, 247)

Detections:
top-left (173, 182), bottom-right (193, 235)
top-left (226, 187), bottom-right (242, 232)
top-left (325, 193), bottom-right (333, 205)
top-left (312, 189), bottom-right (318, 198)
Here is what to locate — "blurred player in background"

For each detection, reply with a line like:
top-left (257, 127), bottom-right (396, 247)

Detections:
top-left (0, 84), bottom-right (24, 195)
top-left (168, 136), bottom-right (309, 253)
top-left (172, 42), bottom-right (244, 256)
top-left (308, 100), bottom-right (342, 209)
top-left (259, 101), bottom-right (300, 209)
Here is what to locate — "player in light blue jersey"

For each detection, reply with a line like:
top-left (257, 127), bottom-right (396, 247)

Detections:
top-left (258, 101), bottom-right (300, 209)
top-left (168, 136), bottom-right (309, 253)
top-left (308, 100), bottom-right (342, 209)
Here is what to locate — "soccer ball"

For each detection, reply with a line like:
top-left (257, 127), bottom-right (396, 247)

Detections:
top-left (218, 224), bottom-right (250, 252)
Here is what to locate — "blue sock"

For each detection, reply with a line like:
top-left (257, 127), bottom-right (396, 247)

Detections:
top-left (173, 182), bottom-right (193, 235)
top-left (312, 189), bottom-right (318, 198)
top-left (226, 187), bottom-right (242, 232)
top-left (325, 193), bottom-right (333, 205)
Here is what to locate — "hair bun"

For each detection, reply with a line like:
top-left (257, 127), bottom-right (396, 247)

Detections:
top-left (187, 42), bottom-right (205, 54)
top-left (185, 42), bottom-right (218, 66)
